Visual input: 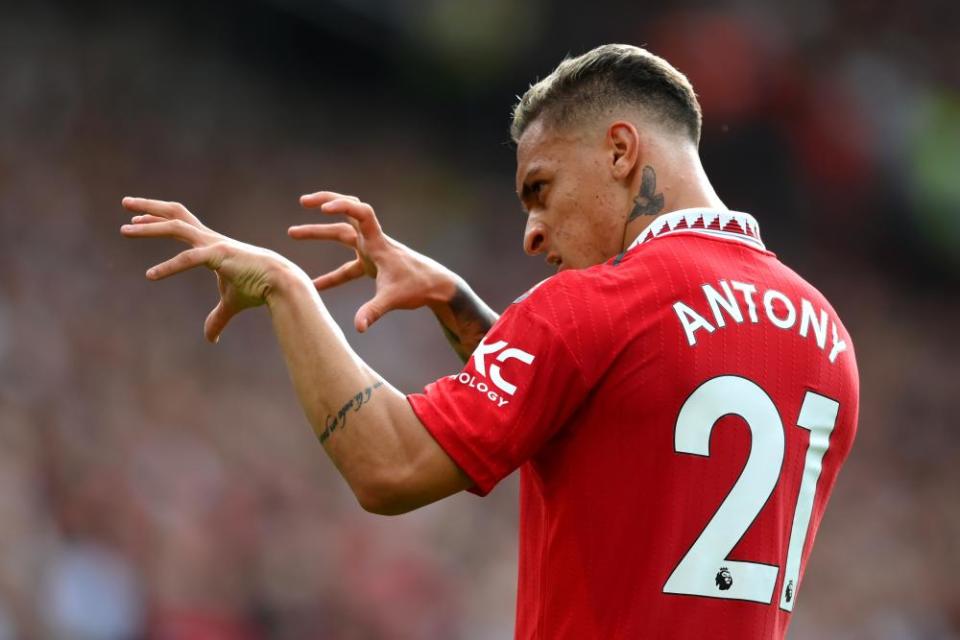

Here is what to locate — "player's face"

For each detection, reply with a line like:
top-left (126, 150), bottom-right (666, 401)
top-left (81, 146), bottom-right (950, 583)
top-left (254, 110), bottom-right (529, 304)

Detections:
top-left (515, 118), bottom-right (629, 271)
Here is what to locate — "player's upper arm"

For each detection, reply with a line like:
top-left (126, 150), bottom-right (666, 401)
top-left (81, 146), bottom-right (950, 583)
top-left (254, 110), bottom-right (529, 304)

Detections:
top-left (407, 272), bottom-right (606, 496)
top-left (355, 400), bottom-right (473, 515)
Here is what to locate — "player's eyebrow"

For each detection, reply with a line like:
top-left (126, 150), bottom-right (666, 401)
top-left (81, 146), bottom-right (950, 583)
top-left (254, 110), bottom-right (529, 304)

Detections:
top-left (517, 165), bottom-right (546, 201)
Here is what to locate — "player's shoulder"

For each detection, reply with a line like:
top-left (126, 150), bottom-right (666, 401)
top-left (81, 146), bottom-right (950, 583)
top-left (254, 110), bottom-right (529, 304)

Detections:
top-left (510, 271), bottom-right (578, 322)
top-left (500, 268), bottom-right (629, 376)
top-left (511, 263), bottom-right (620, 308)
top-left (766, 258), bottom-right (856, 356)
top-left (507, 263), bottom-right (642, 338)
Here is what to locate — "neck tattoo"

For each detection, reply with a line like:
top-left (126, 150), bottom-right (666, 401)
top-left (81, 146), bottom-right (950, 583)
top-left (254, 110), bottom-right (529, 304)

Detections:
top-left (627, 166), bottom-right (665, 221)
top-left (616, 165), bottom-right (666, 265)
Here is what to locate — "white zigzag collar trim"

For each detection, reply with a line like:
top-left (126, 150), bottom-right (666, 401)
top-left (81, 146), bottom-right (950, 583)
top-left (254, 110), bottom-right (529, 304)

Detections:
top-left (626, 208), bottom-right (765, 252)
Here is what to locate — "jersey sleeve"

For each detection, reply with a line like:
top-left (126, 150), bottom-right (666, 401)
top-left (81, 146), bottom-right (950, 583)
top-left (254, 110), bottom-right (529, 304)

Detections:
top-left (407, 299), bottom-right (590, 496)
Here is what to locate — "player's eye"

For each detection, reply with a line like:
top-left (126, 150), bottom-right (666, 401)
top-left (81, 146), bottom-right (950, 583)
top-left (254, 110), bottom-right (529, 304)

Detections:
top-left (520, 179), bottom-right (549, 213)
top-left (527, 180), bottom-right (549, 204)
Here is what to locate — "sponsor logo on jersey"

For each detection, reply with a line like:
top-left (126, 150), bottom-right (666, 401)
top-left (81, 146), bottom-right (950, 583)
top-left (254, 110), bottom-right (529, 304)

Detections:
top-left (449, 338), bottom-right (536, 408)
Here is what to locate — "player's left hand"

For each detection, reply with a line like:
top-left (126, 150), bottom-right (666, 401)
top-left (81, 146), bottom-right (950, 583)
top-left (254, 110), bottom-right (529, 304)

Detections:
top-left (120, 196), bottom-right (301, 343)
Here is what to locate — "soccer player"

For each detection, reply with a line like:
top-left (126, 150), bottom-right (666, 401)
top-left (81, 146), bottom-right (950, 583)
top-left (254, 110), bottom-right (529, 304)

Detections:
top-left (121, 44), bottom-right (858, 639)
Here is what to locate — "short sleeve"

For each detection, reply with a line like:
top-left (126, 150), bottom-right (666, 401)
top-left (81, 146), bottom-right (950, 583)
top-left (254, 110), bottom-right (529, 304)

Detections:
top-left (407, 302), bottom-right (590, 496)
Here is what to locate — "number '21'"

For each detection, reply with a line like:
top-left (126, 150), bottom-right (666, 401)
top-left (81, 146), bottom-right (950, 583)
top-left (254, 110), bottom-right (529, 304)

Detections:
top-left (662, 376), bottom-right (839, 611)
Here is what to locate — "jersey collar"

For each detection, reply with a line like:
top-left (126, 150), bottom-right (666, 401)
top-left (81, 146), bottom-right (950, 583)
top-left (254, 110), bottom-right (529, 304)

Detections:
top-left (626, 208), bottom-right (765, 252)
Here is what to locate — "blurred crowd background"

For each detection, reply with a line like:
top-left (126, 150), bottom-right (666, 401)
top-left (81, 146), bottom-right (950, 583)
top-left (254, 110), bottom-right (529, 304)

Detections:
top-left (0, 0), bottom-right (957, 638)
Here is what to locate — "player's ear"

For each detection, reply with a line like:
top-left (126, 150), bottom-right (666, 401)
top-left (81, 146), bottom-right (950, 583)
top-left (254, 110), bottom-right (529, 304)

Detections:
top-left (607, 121), bottom-right (641, 182)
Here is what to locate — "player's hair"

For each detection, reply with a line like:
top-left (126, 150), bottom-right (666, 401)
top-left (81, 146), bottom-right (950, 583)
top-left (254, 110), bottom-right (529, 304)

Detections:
top-left (510, 44), bottom-right (702, 145)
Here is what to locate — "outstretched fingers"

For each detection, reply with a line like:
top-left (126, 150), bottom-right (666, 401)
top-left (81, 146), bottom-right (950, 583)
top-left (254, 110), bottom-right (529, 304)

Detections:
top-left (299, 191), bottom-right (383, 242)
top-left (354, 292), bottom-right (394, 333)
top-left (121, 197), bottom-right (202, 226)
top-left (204, 300), bottom-right (233, 343)
top-left (121, 219), bottom-right (204, 244)
top-left (299, 191), bottom-right (361, 209)
top-left (145, 246), bottom-right (218, 281)
top-left (311, 259), bottom-right (365, 291)
top-left (287, 222), bottom-right (358, 247)
top-left (130, 214), bottom-right (167, 224)
top-left (314, 198), bottom-right (384, 245)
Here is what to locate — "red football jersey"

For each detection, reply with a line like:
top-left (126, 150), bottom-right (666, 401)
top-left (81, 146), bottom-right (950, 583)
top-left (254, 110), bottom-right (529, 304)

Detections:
top-left (408, 209), bottom-right (859, 639)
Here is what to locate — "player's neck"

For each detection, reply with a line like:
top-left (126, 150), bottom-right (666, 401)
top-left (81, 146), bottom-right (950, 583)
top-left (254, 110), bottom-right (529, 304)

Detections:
top-left (622, 154), bottom-right (726, 251)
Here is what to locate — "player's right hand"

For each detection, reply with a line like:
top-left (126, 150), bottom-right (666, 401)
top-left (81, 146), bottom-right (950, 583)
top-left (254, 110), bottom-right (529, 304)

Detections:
top-left (289, 192), bottom-right (459, 333)
top-left (121, 197), bottom-right (305, 344)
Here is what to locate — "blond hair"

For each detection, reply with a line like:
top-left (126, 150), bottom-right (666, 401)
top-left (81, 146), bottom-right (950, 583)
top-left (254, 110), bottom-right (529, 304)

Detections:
top-left (511, 44), bottom-right (702, 144)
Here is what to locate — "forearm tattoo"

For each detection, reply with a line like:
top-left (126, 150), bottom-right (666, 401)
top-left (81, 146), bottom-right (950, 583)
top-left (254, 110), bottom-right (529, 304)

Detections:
top-left (438, 284), bottom-right (498, 364)
top-left (318, 381), bottom-right (384, 443)
top-left (627, 166), bottom-right (665, 221)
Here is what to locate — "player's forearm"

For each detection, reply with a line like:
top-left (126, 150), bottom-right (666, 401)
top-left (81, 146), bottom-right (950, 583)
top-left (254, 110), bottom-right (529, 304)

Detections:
top-left (264, 268), bottom-right (425, 510)
top-left (428, 276), bottom-right (499, 363)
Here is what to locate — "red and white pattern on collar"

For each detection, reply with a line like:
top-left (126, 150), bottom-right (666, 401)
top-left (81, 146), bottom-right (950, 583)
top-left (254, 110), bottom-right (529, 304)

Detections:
top-left (626, 208), bottom-right (765, 252)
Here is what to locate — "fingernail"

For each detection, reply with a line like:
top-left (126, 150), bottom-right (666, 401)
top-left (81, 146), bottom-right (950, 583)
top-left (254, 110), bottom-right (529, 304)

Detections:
top-left (146, 268), bottom-right (156, 278)
top-left (121, 225), bottom-right (131, 231)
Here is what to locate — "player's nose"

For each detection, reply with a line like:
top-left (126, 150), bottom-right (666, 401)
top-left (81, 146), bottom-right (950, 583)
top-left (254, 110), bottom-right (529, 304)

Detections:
top-left (524, 218), bottom-right (548, 256)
